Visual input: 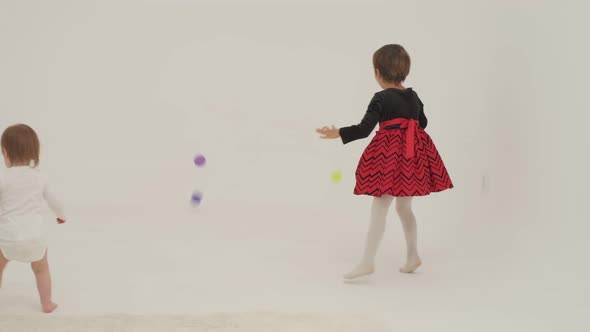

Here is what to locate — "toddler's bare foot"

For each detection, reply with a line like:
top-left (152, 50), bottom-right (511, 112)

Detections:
top-left (343, 263), bottom-right (375, 280)
top-left (399, 257), bottom-right (422, 273)
top-left (42, 302), bottom-right (58, 313)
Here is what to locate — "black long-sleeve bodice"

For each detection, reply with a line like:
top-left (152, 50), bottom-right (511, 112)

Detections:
top-left (339, 88), bottom-right (427, 144)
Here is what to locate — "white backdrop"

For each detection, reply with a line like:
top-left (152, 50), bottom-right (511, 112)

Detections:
top-left (0, 0), bottom-right (489, 218)
top-left (1, 0), bottom-right (588, 329)
top-left (475, 2), bottom-right (590, 327)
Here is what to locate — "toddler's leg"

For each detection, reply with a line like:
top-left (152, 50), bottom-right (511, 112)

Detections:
top-left (31, 251), bottom-right (58, 313)
top-left (0, 250), bottom-right (8, 288)
top-left (396, 197), bottom-right (422, 273)
top-left (344, 195), bottom-right (394, 279)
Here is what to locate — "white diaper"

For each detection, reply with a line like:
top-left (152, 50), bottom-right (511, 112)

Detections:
top-left (0, 237), bottom-right (47, 262)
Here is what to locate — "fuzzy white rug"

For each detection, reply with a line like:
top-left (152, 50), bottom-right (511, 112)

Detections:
top-left (0, 312), bottom-right (390, 332)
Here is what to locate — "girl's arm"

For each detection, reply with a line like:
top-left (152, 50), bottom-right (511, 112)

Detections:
top-left (43, 184), bottom-right (66, 221)
top-left (419, 107), bottom-right (428, 129)
top-left (339, 94), bottom-right (382, 144)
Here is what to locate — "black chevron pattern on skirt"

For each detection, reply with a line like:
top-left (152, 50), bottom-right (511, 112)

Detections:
top-left (353, 128), bottom-right (453, 197)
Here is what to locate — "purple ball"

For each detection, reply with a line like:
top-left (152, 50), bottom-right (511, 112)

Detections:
top-left (194, 154), bottom-right (206, 167)
top-left (191, 192), bottom-right (203, 205)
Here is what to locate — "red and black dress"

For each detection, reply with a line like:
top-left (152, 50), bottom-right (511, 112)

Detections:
top-left (339, 88), bottom-right (453, 197)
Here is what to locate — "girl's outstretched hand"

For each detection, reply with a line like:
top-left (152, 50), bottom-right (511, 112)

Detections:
top-left (316, 125), bottom-right (340, 139)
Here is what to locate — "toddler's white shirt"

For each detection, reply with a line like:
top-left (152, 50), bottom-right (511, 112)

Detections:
top-left (0, 166), bottom-right (65, 262)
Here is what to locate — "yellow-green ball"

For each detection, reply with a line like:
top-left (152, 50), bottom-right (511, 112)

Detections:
top-left (331, 171), bottom-right (342, 182)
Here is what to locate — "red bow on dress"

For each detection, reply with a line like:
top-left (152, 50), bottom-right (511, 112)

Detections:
top-left (379, 118), bottom-right (419, 158)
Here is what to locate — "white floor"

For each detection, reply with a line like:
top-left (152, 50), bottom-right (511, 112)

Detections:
top-left (0, 202), bottom-right (587, 332)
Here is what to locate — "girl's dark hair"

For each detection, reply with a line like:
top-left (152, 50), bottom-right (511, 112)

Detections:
top-left (373, 44), bottom-right (411, 83)
top-left (1, 124), bottom-right (40, 167)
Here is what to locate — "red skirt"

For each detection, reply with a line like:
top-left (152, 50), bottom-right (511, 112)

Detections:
top-left (354, 119), bottom-right (453, 197)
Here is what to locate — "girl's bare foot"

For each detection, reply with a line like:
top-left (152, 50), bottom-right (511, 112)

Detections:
top-left (42, 302), bottom-right (58, 313)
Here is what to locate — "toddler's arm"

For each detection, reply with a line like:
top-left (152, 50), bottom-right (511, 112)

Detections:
top-left (419, 107), bottom-right (428, 129)
top-left (43, 185), bottom-right (66, 221)
top-left (416, 95), bottom-right (427, 129)
top-left (339, 94), bottom-right (382, 144)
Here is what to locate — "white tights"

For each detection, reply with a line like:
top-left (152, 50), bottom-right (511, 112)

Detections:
top-left (344, 195), bottom-right (422, 279)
